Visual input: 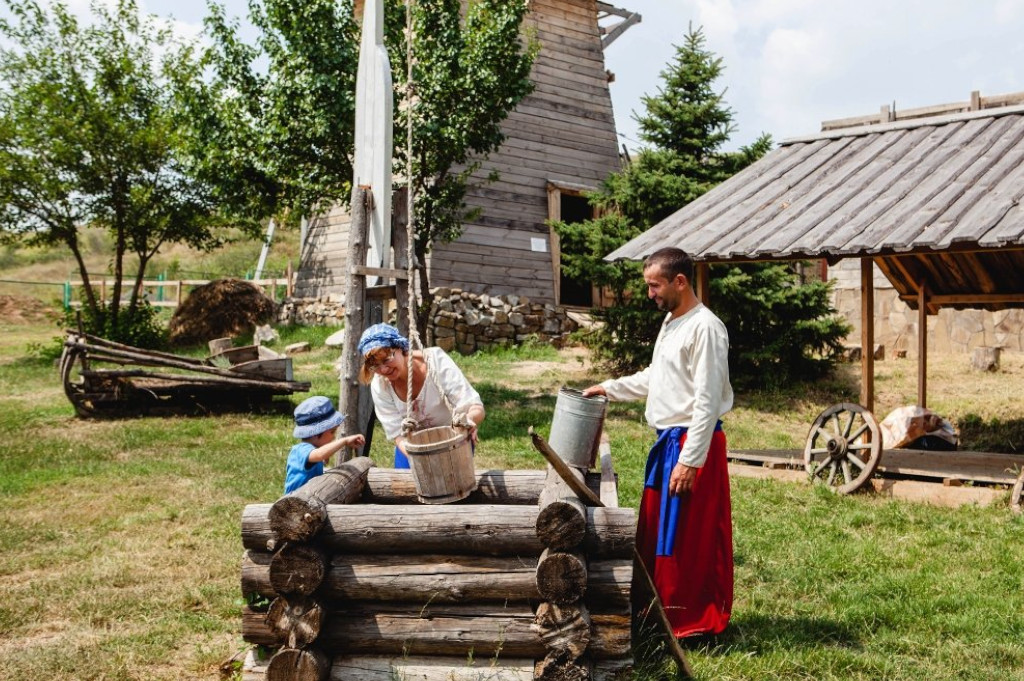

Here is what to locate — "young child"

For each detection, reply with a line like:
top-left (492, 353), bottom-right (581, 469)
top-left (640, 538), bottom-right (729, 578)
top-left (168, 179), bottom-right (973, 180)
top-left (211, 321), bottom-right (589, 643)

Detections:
top-left (284, 396), bottom-right (365, 494)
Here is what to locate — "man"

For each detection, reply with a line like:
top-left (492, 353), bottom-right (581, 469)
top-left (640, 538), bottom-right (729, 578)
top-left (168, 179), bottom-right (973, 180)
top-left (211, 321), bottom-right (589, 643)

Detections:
top-left (582, 247), bottom-right (734, 638)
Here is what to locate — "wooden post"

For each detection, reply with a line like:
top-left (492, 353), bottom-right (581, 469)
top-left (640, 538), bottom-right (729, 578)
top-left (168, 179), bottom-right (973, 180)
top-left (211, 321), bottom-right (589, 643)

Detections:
top-left (860, 258), bottom-right (875, 412)
top-left (341, 186), bottom-right (372, 454)
top-left (286, 260), bottom-right (294, 297)
top-left (694, 262), bottom-right (710, 305)
top-left (177, 281), bottom-right (183, 306)
top-left (918, 282), bottom-right (928, 409)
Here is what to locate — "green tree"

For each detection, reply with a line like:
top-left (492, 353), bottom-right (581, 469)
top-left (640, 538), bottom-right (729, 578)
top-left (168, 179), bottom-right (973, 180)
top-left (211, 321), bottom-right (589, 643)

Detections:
top-left (194, 0), bottom-right (536, 327)
top-left (0, 0), bottom-right (244, 346)
top-left (555, 25), bottom-right (848, 386)
top-left (183, 0), bottom-right (361, 226)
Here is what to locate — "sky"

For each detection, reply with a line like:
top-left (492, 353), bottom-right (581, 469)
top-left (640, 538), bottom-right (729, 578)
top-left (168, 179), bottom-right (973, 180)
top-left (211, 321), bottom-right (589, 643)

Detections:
top-left (69, 0), bottom-right (1024, 152)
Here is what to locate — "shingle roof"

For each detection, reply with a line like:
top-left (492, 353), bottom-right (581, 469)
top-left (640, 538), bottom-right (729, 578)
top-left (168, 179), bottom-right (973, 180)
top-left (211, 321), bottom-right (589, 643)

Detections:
top-left (606, 103), bottom-right (1024, 311)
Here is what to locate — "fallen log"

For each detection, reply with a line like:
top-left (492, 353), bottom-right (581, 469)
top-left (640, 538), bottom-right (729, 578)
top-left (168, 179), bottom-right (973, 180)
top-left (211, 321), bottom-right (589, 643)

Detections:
top-left (536, 468), bottom-right (586, 551)
top-left (269, 457), bottom-right (374, 542)
top-left (361, 468), bottom-right (604, 505)
top-left (535, 549), bottom-right (587, 605)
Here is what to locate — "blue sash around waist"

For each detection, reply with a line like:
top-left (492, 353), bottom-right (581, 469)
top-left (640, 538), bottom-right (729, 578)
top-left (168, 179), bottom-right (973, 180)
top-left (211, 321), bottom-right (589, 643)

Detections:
top-left (644, 421), bottom-right (722, 557)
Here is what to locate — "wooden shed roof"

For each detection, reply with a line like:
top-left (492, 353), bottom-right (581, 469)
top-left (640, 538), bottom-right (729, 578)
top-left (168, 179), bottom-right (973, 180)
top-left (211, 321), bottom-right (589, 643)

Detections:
top-left (606, 95), bottom-right (1024, 311)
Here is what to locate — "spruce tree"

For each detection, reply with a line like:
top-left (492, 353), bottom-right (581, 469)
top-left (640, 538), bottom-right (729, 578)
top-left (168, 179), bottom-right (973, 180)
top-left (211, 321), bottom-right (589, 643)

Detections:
top-left (555, 25), bottom-right (848, 387)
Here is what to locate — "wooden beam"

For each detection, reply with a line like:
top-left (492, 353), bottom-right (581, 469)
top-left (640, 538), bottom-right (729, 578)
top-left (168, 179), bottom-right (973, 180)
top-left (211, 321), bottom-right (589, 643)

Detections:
top-left (353, 265), bottom-right (409, 280)
top-left (917, 282), bottom-right (928, 409)
top-left (600, 12), bottom-right (641, 49)
top-left (547, 184), bottom-right (562, 304)
top-left (860, 258), bottom-right (875, 412)
top-left (897, 292), bottom-right (1024, 306)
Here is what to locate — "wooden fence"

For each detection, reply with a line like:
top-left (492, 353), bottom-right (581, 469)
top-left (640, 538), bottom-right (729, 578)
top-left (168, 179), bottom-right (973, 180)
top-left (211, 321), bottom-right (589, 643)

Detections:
top-left (65, 272), bottom-right (294, 310)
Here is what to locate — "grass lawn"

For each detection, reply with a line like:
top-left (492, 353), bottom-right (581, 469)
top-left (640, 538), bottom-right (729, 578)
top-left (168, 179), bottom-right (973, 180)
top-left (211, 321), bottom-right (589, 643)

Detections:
top-left (1, 315), bottom-right (1023, 680)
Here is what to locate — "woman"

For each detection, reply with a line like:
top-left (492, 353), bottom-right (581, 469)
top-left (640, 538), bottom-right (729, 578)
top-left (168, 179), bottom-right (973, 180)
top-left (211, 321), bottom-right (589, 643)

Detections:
top-left (358, 324), bottom-right (485, 468)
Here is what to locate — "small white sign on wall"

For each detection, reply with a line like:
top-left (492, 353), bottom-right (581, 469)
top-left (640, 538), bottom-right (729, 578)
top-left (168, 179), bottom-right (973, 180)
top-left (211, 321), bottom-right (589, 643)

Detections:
top-left (530, 237), bottom-right (547, 253)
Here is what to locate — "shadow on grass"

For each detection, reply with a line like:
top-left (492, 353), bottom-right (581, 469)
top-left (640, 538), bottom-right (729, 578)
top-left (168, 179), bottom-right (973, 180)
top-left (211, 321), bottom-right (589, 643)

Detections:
top-left (631, 611), bottom-right (863, 679)
top-left (957, 414), bottom-right (1024, 454)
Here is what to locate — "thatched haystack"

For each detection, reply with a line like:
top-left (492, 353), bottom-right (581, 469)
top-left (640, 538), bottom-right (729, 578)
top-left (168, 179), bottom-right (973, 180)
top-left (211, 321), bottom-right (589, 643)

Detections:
top-left (169, 279), bottom-right (276, 347)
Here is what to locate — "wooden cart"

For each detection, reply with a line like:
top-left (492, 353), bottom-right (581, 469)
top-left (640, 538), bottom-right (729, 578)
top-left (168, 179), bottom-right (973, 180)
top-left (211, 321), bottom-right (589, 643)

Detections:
top-left (60, 332), bottom-right (310, 418)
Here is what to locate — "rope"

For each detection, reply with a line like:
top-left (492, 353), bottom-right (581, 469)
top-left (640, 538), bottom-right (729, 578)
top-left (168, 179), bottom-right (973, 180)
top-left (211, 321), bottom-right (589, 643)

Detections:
top-left (401, 0), bottom-right (420, 435)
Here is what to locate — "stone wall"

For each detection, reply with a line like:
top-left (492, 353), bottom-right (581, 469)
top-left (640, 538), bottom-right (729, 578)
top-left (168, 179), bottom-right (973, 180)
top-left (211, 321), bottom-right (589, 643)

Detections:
top-left (830, 260), bottom-right (1024, 356)
top-left (276, 289), bottom-right (578, 353)
top-left (428, 288), bottom-right (577, 354)
top-left (277, 294), bottom-right (346, 327)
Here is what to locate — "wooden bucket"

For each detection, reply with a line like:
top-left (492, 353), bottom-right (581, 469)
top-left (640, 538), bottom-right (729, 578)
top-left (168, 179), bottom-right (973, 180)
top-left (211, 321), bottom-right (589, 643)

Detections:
top-left (404, 426), bottom-right (477, 504)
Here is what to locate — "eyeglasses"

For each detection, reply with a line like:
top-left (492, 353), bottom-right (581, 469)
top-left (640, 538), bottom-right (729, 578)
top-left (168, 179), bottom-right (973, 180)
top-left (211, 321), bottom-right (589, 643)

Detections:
top-left (365, 349), bottom-right (398, 371)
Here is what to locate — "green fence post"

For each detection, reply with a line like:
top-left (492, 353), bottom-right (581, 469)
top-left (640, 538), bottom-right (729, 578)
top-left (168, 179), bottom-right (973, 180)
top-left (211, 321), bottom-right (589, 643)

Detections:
top-left (63, 281), bottom-right (71, 310)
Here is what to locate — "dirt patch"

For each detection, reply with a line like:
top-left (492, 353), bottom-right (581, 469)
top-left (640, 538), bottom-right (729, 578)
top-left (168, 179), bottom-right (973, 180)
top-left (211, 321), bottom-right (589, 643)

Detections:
top-left (0, 295), bottom-right (59, 324)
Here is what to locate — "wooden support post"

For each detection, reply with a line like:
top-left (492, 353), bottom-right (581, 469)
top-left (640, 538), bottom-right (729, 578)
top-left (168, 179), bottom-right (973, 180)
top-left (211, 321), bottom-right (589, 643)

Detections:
top-left (285, 260), bottom-right (294, 297)
top-left (918, 282), bottom-right (928, 409)
top-left (860, 258), bottom-right (875, 412)
top-left (341, 185), bottom-right (372, 456)
top-left (694, 262), bottom-right (710, 306)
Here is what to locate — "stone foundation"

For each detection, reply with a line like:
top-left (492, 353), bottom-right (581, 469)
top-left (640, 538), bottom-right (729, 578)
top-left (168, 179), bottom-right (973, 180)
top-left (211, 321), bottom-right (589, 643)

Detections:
top-left (830, 261), bottom-right (1024, 356)
top-left (276, 290), bottom-right (578, 353)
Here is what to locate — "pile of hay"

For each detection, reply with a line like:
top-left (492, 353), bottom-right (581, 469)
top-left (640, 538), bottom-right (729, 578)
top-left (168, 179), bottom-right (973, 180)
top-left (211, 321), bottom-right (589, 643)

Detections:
top-left (168, 279), bottom-right (277, 347)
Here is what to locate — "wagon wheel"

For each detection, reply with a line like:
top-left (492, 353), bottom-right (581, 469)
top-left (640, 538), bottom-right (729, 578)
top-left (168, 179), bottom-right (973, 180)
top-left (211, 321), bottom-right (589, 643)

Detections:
top-left (804, 402), bottom-right (882, 494)
top-left (1011, 469), bottom-right (1024, 514)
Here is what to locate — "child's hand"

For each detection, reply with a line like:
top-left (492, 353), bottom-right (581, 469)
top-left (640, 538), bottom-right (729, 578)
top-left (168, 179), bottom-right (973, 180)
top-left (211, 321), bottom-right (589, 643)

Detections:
top-left (347, 434), bottom-right (366, 448)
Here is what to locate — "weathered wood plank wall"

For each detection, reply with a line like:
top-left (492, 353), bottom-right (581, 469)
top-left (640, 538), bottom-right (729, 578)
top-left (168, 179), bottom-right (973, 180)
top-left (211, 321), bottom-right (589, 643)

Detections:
top-left (294, 0), bottom-right (622, 304)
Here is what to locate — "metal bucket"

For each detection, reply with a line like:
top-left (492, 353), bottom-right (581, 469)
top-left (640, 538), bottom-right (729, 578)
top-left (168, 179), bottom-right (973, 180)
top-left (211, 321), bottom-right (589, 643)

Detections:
top-left (548, 387), bottom-right (608, 469)
top-left (404, 425), bottom-right (477, 504)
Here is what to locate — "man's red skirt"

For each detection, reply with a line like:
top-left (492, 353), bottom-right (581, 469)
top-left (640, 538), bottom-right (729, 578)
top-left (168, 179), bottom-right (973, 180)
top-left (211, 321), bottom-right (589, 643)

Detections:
top-left (636, 428), bottom-right (733, 637)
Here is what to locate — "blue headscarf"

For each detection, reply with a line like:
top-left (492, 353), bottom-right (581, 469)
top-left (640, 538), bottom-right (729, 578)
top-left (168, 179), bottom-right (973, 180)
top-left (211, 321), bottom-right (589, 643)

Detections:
top-left (357, 323), bottom-right (410, 356)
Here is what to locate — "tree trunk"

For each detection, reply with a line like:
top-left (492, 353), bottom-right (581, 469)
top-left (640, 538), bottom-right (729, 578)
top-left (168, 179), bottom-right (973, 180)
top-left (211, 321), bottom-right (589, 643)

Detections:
top-left (269, 457), bottom-right (374, 542)
top-left (267, 595), bottom-right (324, 648)
top-left (269, 544), bottom-right (327, 597)
top-left (536, 469), bottom-right (587, 551)
top-left (534, 602), bottom-right (591, 660)
top-left (536, 549), bottom-right (587, 605)
top-left (243, 504), bottom-right (635, 558)
top-left (362, 468), bottom-right (603, 505)
top-left (266, 647), bottom-right (330, 681)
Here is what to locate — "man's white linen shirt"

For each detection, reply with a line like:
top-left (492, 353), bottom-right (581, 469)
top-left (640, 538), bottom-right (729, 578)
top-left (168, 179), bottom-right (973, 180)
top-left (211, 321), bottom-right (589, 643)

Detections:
top-left (600, 303), bottom-right (733, 468)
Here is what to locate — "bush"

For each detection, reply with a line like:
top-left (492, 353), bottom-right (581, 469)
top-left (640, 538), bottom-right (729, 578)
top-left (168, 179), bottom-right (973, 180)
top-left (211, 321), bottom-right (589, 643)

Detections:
top-left (63, 301), bottom-right (166, 350)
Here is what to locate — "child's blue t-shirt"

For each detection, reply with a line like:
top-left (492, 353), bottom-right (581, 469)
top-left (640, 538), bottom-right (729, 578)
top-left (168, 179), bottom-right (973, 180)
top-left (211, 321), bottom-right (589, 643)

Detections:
top-left (284, 442), bottom-right (322, 494)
